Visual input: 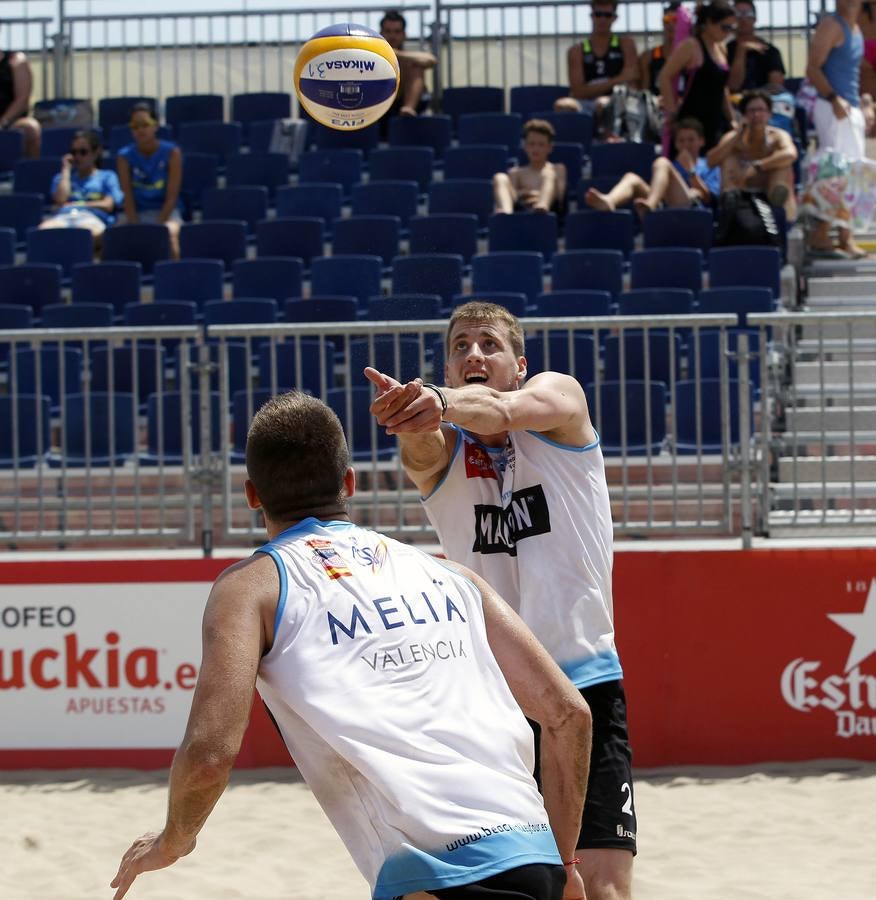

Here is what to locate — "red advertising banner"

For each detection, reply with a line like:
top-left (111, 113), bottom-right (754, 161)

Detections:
top-left (1, 549), bottom-right (875, 769)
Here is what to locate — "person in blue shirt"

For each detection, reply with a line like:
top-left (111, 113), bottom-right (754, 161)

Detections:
top-left (584, 116), bottom-right (721, 217)
top-left (38, 129), bottom-right (124, 247)
top-left (116, 102), bottom-right (183, 258)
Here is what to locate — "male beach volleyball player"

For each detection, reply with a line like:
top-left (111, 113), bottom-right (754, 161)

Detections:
top-left (367, 301), bottom-right (637, 900)
top-left (110, 392), bottom-right (591, 900)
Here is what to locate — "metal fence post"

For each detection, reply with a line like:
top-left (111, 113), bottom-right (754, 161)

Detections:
top-left (197, 342), bottom-right (214, 557)
top-left (737, 332), bottom-right (753, 549)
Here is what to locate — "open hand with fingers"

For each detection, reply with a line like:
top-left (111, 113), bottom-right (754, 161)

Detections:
top-left (365, 367), bottom-right (445, 434)
top-left (110, 831), bottom-right (193, 899)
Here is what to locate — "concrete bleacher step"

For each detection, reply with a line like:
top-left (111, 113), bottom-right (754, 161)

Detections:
top-left (784, 405), bottom-right (876, 430)
top-left (768, 511), bottom-right (876, 538)
top-left (807, 276), bottom-right (876, 298)
top-left (778, 456), bottom-right (876, 482)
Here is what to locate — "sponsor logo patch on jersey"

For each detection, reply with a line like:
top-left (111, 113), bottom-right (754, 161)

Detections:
top-left (472, 484), bottom-right (551, 555)
top-left (465, 443), bottom-right (498, 480)
top-left (306, 538), bottom-right (352, 580)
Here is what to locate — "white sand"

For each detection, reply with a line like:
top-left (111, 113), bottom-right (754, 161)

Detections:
top-left (2, 761), bottom-right (875, 900)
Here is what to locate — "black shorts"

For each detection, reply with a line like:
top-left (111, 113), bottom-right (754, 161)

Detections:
top-left (429, 863), bottom-right (566, 899)
top-left (531, 679), bottom-right (637, 854)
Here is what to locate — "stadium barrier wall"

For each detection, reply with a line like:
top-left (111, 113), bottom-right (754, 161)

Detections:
top-left (2, 547), bottom-right (875, 770)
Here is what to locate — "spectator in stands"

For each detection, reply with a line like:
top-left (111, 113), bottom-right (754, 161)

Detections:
top-left (38, 129), bottom-right (123, 247)
top-left (640, 2), bottom-right (682, 96)
top-left (706, 88), bottom-right (798, 220)
top-left (0, 47), bottom-right (40, 157)
top-left (658, 1), bottom-right (737, 153)
top-left (584, 116), bottom-right (720, 216)
top-left (116, 102), bottom-right (182, 259)
top-left (493, 118), bottom-right (567, 215)
top-left (379, 10), bottom-right (436, 129)
top-left (554, 0), bottom-right (639, 127)
top-left (805, 0), bottom-right (869, 258)
top-left (860, 2), bottom-right (876, 134)
top-left (726, 0), bottom-right (786, 91)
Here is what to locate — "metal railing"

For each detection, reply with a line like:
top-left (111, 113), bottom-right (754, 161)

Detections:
top-left (1, 314), bottom-right (759, 551)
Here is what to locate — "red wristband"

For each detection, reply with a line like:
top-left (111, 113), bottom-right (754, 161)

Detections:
top-left (563, 856), bottom-right (581, 867)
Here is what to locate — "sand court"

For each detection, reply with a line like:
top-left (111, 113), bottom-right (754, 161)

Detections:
top-left (2, 761), bottom-right (875, 900)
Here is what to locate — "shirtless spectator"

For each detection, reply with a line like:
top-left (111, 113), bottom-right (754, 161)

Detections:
top-left (554, 0), bottom-right (639, 128)
top-left (706, 88), bottom-right (798, 220)
top-left (380, 10), bottom-right (436, 121)
top-left (493, 119), bottom-right (567, 215)
top-left (0, 46), bottom-right (40, 157)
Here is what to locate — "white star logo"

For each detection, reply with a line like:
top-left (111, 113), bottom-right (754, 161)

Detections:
top-left (828, 578), bottom-right (876, 672)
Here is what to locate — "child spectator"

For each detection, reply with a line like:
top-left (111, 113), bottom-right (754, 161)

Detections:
top-left (493, 119), bottom-right (567, 215)
top-left (38, 130), bottom-right (123, 248)
top-left (584, 116), bottom-right (720, 216)
top-left (116, 102), bottom-right (182, 259)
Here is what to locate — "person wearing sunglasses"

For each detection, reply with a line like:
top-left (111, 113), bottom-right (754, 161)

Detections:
top-left (554, 0), bottom-right (639, 129)
top-left (658, 0), bottom-right (737, 152)
top-left (639, 1), bottom-right (683, 95)
top-left (38, 129), bottom-right (123, 246)
top-left (726, 1), bottom-right (786, 91)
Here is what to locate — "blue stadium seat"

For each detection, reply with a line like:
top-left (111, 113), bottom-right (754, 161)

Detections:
top-left (71, 261), bottom-right (142, 317)
top-left (551, 249), bottom-right (624, 297)
top-left (392, 254), bottom-right (464, 308)
top-left (0, 394), bottom-right (50, 468)
top-left (225, 152), bottom-right (289, 198)
top-left (590, 142), bottom-right (657, 180)
top-left (179, 152), bottom-right (219, 221)
top-left (311, 121), bottom-right (380, 157)
top-left (696, 286), bottom-right (774, 327)
top-left (441, 87), bottom-right (505, 129)
top-left (298, 149), bottom-right (363, 198)
top-left (232, 257), bottom-right (303, 304)
top-left (443, 145), bottom-right (509, 180)
top-left (255, 217), bottom-right (323, 269)
top-left (525, 332), bottom-right (597, 384)
top-left (246, 118), bottom-right (291, 155)
top-left (14, 345), bottom-right (84, 413)
top-left (564, 210), bottom-right (635, 257)
top-left (450, 292), bottom-right (529, 318)
top-left (643, 208), bottom-right (714, 253)
top-left (257, 339), bottom-right (336, 396)
top-left (428, 179), bottom-right (494, 229)
top-left (179, 220), bottom-right (247, 268)
top-left (203, 298), bottom-right (278, 325)
top-left (275, 183), bottom-right (343, 236)
top-left (13, 157), bottom-right (63, 204)
top-left (549, 142), bottom-right (583, 199)
top-left (202, 186), bottom-right (268, 236)
top-left (347, 337), bottom-right (423, 385)
top-left (285, 296), bottom-right (358, 325)
top-left (603, 332), bottom-right (683, 383)
top-left (141, 390), bottom-right (222, 465)
top-left (458, 112), bottom-right (523, 153)
top-left (332, 215), bottom-right (401, 268)
top-left (0, 129), bottom-right (24, 178)
top-left (0, 263), bottom-right (63, 317)
top-left (231, 92), bottom-right (291, 141)
top-left (690, 329), bottom-right (762, 396)
top-left (98, 96), bottom-right (157, 131)
top-left (327, 386), bottom-right (396, 460)
top-left (26, 226), bottom-right (93, 277)
top-left (350, 181), bottom-right (419, 230)
top-left (177, 121), bottom-right (242, 166)
top-left (368, 146), bottom-right (434, 193)
top-left (106, 123), bottom-right (174, 157)
top-left (39, 127), bottom-right (81, 158)
top-left (588, 380), bottom-right (667, 456)
top-left (368, 294), bottom-right (443, 321)
top-left (51, 392), bottom-right (138, 467)
top-left (674, 379), bottom-right (750, 454)
top-left (408, 213), bottom-right (479, 263)
top-left (533, 290), bottom-right (613, 318)
top-left (90, 345), bottom-right (166, 411)
top-left (488, 212), bottom-right (558, 260)
top-left (41, 302), bottom-right (114, 330)
top-left (528, 111), bottom-right (594, 152)
top-left (0, 227), bottom-right (13, 265)
top-left (509, 85), bottom-right (568, 120)
top-left (310, 255), bottom-right (382, 310)
top-left (102, 223), bottom-right (171, 275)
top-left (472, 251), bottom-right (544, 302)
top-left (0, 192), bottom-right (43, 244)
top-left (0, 303), bottom-right (34, 366)
top-left (153, 258), bottom-right (225, 307)
top-left (388, 115), bottom-right (453, 160)
top-left (631, 248), bottom-right (703, 292)
top-left (618, 288), bottom-right (695, 317)
top-left (708, 246), bottom-right (782, 298)
top-left (124, 300), bottom-right (197, 328)
top-left (165, 94), bottom-right (224, 130)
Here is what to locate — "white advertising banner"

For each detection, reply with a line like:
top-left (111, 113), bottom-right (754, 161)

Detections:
top-left (0, 582), bottom-right (208, 749)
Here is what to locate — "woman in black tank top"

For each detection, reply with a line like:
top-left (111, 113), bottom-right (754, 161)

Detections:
top-left (658, 1), bottom-right (736, 152)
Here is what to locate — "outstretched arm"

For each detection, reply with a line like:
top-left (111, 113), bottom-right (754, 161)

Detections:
top-left (110, 558), bottom-right (271, 899)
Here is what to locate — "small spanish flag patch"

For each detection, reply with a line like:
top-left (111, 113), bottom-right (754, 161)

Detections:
top-left (306, 538), bottom-right (352, 579)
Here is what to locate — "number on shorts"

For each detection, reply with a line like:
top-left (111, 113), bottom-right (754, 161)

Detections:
top-left (620, 782), bottom-right (633, 815)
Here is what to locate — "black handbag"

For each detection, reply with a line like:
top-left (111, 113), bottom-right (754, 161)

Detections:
top-left (713, 189), bottom-right (780, 247)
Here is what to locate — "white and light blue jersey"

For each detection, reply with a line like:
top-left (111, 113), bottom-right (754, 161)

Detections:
top-left (256, 518), bottom-right (560, 900)
top-left (422, 427), bottom-right (621, 689)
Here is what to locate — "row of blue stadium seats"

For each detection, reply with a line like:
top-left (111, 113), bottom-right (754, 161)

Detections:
top-left (0, 245), bottom-right (783, 316)
top-left (0, 372), bottom-right (751, 469)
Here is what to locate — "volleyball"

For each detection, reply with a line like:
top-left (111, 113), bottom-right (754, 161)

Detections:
top-left (294, 23), bottom-right (400, 130)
